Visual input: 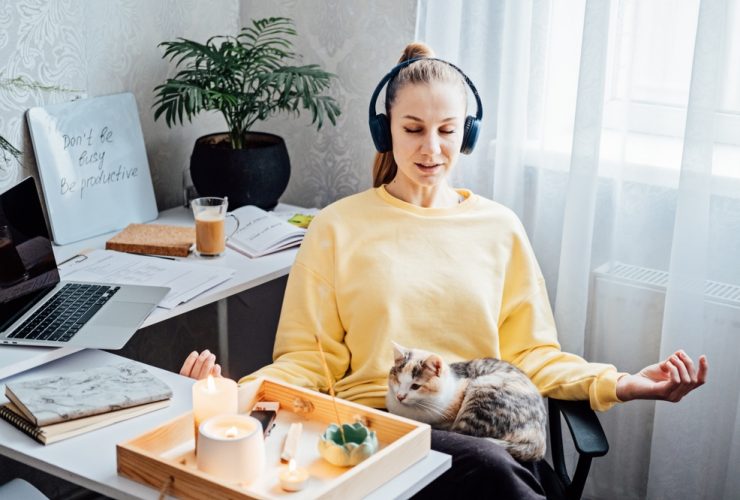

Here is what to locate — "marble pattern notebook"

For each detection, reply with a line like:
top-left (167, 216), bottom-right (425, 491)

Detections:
top-left (4, 363), bottom-right (172, 426)
top-left (0, 399), bottom-right (170, 445)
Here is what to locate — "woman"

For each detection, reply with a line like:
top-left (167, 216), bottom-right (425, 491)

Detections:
top-left (182, 43), bottom-right (707, 498)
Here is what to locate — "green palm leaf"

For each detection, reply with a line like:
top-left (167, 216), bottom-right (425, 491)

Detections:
top-left (152, 16), bottom-right (340, 148)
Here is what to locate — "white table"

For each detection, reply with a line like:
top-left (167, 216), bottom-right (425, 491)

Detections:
top-left (0, 350), bottom-right (451, 499)
top-left (0, 205), bottom-right (299, 379)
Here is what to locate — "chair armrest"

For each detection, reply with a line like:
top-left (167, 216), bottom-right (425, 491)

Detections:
top-left (548, 398), bottom-right (609, 500)
top-left (550, 399), bottom-right (608, 457)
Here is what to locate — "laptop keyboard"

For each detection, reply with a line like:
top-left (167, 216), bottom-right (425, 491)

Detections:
top-left (8, 283), bottom-right (120, 342)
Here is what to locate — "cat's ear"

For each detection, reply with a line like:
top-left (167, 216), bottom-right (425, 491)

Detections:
top-left (391, 341), bottom-right (407, 363)
top-left (423, 354), bottom-right (444, 377)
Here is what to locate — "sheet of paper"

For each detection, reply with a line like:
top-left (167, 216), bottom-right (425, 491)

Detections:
top-left (59, 249), bottom-right (234, 309)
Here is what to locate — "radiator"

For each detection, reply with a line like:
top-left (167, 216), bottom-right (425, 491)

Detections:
top-left (592, 262), bottom-right (740, 305)
top-left (581, 262), bottom-right (740, 500)
top-left (587, 261), bottom-right (740, 374)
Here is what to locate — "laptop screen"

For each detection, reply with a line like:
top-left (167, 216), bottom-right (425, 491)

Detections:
top-left (0, 177), bottom-right (60, 330)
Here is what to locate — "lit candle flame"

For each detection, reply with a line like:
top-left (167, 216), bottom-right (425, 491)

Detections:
top-left (206, 374), bottom-right (215, 392)
top-left (225, 426), bottom-right (239, 438)
top-left (288, 458), bottom-right (297, 474)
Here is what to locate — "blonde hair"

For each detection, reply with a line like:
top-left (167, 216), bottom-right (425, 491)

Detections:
top-left (371, 42), bottom-right (467, 187)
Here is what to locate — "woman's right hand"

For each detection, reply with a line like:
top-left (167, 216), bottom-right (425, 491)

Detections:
top-left (616, 350), bottom-right (707, 402)
top-left (180, 349), bottom-right (221, 380)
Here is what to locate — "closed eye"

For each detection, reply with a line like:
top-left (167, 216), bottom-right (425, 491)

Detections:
top-left (410, 383), bottom-right (421, 390)
top-left (403, 128), bottom-right (456, 135)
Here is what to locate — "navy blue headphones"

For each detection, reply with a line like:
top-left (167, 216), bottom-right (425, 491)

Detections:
top-left (368, 57), bottom-right (483, 155)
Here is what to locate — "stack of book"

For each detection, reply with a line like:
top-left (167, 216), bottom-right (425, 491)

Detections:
top-left (0, 363), bottom-right (172, 444)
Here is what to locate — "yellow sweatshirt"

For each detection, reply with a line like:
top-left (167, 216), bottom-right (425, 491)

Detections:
top-left (243, 186), bottom-right (625, 411)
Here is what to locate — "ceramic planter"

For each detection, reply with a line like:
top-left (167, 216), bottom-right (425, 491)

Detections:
top-left (189, 131), bottom-right (290, 210)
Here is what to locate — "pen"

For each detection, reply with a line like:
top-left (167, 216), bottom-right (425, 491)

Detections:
top-left (58, 253), bottom-right (89, 266)
top-left (139, 254), bottom-right (177, 261)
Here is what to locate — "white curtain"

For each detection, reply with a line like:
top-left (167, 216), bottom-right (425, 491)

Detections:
top-left (417, 1), bottom-right (740, 499)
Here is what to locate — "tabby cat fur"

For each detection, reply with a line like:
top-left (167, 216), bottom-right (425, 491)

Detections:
top-left (386, 342), bottom-right (547, 461)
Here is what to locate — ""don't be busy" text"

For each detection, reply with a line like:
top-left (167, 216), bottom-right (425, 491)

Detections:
top-left (59, 126), bottom-right (139, 199)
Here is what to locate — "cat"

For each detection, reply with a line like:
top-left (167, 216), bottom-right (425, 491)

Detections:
top-left (385, 342), bottom-right (547, 461)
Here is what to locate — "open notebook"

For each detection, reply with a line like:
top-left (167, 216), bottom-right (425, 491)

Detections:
top-left (227, 205), bottom-right (311, 258)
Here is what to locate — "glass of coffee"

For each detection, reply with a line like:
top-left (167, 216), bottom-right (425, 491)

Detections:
top-left (191, 197), bottom-right (230, 257)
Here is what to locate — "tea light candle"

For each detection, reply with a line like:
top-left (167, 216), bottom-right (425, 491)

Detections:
top-left (279, 458), bottom-right (309, 492)
top-left (192, 375), bottom-right (238, 444)
top-left (197, 414), bottom-right (265, 483)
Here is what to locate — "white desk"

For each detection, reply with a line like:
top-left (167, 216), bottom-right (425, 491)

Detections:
top-left (52, 206), bottom-right (300, 328)
top-left (0, 350), bottom-right (451, 499)
top-left (0, 206), bottom-right (299, 379)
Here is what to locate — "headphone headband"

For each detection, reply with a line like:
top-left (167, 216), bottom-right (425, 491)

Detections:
top-left (368, 57), bottom-right (483, 154)
top-left (368, 57), bottom-right (483, 123)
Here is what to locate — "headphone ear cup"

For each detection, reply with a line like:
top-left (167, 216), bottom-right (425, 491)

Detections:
top-left (369, 114), bottom-right (393, 153)
top-left (460, 115), bottom-right (481, 155)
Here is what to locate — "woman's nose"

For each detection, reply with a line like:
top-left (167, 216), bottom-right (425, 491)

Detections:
top-left (420, 132), bottom-right (442, 155)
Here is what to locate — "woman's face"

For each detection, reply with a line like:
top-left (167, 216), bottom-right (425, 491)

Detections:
top-left (389, 81), bottom-right (466, 191)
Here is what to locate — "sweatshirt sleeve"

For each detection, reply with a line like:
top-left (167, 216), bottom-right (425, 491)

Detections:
top-left (239, 216), bottom-right (350, 391)
top-left (497, 219), bottom-right (626, 412)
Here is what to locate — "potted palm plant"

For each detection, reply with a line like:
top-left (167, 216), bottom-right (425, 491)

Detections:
top-left (153, 17), bottom-right (340, 209)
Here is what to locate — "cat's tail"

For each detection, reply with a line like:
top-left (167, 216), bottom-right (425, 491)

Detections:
top-left (485, 436), bottom-right (546, 462)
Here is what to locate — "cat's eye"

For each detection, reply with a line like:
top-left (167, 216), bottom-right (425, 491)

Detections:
top-left (410, 383), bottom-right (421, 390)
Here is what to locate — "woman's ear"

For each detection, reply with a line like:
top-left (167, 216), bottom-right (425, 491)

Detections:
top-left (391, 341), bottom-right (407, 363)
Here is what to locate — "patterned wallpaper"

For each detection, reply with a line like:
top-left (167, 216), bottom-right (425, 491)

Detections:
top-left (241, 0), bottom-right (418, 208)
top-left (0, 0), bottom-right (239, 209)
top-left (0, 0), bottom-right (418, 211)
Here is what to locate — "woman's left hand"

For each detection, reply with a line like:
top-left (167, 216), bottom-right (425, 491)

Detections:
top-left (180, 350), bottom-right (221, 380)
top-left (616, 350), bottom-right (708, 402)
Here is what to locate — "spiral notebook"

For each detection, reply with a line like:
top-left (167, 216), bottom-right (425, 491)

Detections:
top-left (0, 399), bottom-right (169, 445)
top-left (226, 205), bottom-right (308, 258)
top-left (4, 362), bottom-right (172, 426)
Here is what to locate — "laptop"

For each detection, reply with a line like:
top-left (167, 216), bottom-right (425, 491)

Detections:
top-left (0, 177), bottom-right (169, 349)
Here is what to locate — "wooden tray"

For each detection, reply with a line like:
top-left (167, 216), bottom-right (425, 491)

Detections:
top-left (117, 378), bottom-right (430, 499)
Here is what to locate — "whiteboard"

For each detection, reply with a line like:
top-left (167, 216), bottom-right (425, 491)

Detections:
top-left (26, 93), bottom-right (158, 244)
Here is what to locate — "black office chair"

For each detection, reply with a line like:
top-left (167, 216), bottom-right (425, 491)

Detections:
top-left (538, 399), bottom-right (609, 500)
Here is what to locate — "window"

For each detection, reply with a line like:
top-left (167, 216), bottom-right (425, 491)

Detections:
top-left (527, 0), bottom-right (740, 194)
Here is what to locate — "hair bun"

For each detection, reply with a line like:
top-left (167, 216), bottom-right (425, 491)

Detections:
top-left (398, 42), bottom-right (435, 63)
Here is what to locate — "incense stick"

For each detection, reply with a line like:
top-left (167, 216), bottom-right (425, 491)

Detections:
top-left (314, 334), bottom-right (346, 444)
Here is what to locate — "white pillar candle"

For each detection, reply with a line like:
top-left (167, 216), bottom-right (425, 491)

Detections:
top-left (192, 376), bottom-right (238, 445)
top-left (196, 414), bottom-right (266, 483)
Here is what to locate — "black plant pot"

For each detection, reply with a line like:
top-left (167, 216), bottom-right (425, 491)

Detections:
top-left (189, 132), bottom-right (290, 210)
